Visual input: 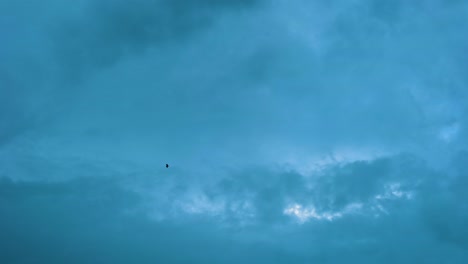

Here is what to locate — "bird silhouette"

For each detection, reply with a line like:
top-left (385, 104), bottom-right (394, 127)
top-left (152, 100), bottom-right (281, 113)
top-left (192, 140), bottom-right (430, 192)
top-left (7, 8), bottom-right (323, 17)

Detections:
top-left (166, 164), bottom-right (169, 168)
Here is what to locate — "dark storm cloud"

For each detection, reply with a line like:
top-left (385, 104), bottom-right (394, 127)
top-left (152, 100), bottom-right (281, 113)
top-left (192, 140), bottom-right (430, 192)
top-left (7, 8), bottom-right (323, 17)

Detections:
top-left (419, 151), bottom-right (468, 249)
top-left (0, 176), bottom-right (305, 264)
top-left (1, 0), bottom-right (261, 147)
top-left (2, 0), bottom-right (468, 263)
top-left (310, 154), bottom-right (426, 211)
top-left (0, 1), bottom-right (64, 146)
top-left (53, 0), bottom-right (260, 81)
top-left (1, 151), bottom-right (468, 263)
top-left (0, 81), bottom-right (30, 146)
top-left (204, 153), bottom-right (432, 225)
top-left (208, 167), bottom-right (308, 224)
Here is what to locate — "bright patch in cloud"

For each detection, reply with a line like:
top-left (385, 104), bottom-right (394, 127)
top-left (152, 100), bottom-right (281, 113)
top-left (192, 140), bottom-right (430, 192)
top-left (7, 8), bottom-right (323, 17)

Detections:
top-left (178, 193), bottom-right (226, 216)
top-left (375, 183), bottom-right (414, 200)
top-left (284, 203), bottom-right (362, 223)
top-left (438, 122), bottom-right (460, 143)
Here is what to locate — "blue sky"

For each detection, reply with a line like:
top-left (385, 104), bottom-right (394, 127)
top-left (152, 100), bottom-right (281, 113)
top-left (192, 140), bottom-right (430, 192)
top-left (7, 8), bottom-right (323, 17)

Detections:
top-left (1, 0), bottom-right (468, 263)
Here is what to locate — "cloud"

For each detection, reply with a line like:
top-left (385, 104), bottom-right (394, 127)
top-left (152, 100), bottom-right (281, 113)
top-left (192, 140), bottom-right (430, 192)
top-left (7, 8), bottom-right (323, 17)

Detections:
top-left (1, 0), bottom-right (262, 148)
top-left (2, 0), bottom-right (468, 263)
top-left (1, 151), bottom-right (468, 263)
top-left (3, 0), bottom-right (467, 157)
top-left (52, 0), bottom-right (261, 81)
top-left (0, 175), bottom-right (305, 264)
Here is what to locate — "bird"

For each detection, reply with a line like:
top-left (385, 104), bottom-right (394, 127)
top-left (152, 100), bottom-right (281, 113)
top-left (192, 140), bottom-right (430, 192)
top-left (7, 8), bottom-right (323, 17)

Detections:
top-left (166, 164), bottom-right (169, 168)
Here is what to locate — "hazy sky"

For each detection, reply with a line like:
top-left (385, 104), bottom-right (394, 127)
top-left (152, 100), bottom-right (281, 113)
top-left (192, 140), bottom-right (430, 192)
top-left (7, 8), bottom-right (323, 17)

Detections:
top-left (1, 0), bottom-right (468, 263)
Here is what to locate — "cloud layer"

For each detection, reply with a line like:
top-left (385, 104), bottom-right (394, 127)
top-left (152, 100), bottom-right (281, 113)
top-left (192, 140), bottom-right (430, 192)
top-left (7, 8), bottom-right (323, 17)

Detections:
top-left (1, 0), bottom-right (468, 263)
